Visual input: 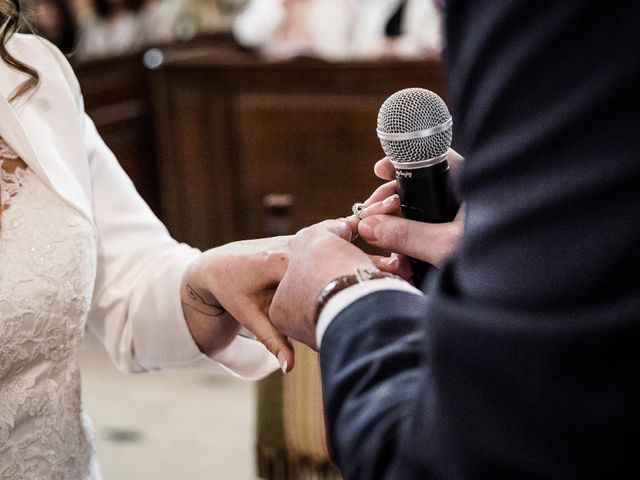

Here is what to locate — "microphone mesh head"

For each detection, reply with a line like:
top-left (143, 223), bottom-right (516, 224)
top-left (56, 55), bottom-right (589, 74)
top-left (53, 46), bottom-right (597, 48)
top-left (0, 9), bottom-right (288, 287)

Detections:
top-left (377, 88), bottom-right (452, 163)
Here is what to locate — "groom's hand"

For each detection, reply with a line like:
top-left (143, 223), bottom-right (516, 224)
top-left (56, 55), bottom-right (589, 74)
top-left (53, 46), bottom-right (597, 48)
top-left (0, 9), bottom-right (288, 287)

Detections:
top-left (269, 219), bottom-right (375, 351)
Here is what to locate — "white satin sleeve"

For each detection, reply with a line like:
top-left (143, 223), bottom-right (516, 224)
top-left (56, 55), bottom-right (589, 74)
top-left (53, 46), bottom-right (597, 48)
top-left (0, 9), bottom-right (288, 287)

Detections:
top-left (47, 40), bottom-right (278, 379)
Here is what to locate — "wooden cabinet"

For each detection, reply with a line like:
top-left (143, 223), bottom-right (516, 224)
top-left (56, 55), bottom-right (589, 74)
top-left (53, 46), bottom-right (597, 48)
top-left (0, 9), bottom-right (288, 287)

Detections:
top-left (148, 48), bottom-right (446, 249)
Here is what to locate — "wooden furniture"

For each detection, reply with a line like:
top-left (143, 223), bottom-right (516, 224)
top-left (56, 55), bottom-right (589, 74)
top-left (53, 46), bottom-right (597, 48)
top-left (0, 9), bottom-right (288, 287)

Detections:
top-left (147, 47), bottom-right (446, 250)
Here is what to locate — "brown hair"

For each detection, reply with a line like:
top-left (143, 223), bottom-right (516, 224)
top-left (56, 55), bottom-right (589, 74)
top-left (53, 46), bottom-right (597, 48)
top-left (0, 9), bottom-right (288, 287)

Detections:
top-left (0, 0), bottom-right (40, 101)
top-left (1, 0), bottom-right (37, 231)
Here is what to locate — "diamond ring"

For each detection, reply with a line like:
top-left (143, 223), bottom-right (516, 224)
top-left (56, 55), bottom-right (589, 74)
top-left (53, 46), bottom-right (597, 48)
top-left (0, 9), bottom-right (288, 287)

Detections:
top-left (352, 202), bottom-right (366, 220)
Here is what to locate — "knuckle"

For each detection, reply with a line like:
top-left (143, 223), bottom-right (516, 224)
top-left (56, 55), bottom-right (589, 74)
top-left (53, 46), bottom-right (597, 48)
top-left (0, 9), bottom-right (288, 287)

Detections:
top-left (390, 221), bottom-right (410, 249)
top-left (260, 336), bottom-right (281, 354)
top-left (294, 228), bottom-right (308, 241)
top-left (265, 249), bottom-right (288, 266)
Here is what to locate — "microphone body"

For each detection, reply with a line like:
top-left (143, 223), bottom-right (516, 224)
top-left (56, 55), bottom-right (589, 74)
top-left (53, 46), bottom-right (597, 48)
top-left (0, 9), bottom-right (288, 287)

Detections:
top-left (394, 159), bottom-right (458, 224)
top-left (377, 88), bottom-right (459, 286)
top-left (394, 158), bottom-right (458, 285)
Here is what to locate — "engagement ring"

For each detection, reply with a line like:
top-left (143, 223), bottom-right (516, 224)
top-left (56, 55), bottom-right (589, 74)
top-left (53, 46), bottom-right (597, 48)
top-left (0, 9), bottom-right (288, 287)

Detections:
top-left (352, 202), bottom-right (366, 220)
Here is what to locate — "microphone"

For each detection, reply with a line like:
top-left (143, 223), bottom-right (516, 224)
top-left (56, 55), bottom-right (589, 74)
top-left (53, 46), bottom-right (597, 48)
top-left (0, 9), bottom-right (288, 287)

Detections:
top-left (376, 87), bottom-right (459, 286)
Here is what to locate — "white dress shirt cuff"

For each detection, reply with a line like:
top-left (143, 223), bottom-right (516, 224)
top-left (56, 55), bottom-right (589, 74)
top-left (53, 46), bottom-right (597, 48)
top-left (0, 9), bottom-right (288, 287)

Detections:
top-left (316, 278), bottom-right (423, 348)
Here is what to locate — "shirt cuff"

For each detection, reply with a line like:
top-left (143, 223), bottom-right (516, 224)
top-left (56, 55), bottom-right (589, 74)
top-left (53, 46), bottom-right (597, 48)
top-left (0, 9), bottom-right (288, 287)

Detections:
top-left (131, 247), bottom-right (278, 380)
top-left (315, 278), bottom-right (423, 348)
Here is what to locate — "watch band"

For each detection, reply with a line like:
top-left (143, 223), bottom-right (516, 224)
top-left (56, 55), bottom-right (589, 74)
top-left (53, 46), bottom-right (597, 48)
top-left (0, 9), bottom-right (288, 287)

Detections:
top-left (315, 268), bottom-right (402, 325)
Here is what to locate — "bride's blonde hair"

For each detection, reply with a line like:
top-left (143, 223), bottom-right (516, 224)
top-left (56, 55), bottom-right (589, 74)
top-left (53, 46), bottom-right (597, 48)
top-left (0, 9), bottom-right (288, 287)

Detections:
top-left (0, 0), bottom-right (39, 101)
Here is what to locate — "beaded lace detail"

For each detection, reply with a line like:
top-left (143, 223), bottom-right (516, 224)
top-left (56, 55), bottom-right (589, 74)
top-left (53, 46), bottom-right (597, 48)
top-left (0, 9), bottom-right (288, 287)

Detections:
top-left (0, 137), bottom-right (101, 479)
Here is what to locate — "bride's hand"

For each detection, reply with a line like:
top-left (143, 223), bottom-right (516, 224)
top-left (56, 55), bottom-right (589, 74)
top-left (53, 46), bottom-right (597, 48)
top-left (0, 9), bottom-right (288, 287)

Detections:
top-left (180, 236), bottom-right (293, 372)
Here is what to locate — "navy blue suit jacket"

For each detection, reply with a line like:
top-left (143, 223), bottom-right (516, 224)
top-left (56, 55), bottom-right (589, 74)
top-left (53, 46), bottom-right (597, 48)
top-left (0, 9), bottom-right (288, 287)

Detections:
top-left (320, 2), bottom-right (640, 478)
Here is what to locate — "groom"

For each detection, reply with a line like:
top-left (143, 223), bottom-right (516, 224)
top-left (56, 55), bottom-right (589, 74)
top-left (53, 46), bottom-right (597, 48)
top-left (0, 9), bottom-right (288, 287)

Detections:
top-left (267, 1), bottom-right (640, 479)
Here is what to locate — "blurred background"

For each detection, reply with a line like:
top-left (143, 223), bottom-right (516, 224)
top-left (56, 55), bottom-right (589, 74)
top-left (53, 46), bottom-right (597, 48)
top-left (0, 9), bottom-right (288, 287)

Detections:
top-left (21, 0), bottom-right (447, 478)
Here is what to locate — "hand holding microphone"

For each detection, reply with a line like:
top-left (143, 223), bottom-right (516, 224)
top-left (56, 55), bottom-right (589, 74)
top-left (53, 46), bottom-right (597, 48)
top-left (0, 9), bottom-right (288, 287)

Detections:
top-left (268, 88), bottom-right (465, 355)
top-left (355, 88), bottom-right (465, 285)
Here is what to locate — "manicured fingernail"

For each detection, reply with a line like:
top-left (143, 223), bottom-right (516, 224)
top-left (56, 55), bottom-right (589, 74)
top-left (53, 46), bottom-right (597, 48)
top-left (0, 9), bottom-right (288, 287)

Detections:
top-left (382, 256), bottom-right (399, 267)
top-left (382, 194), bottom-right (399, 206)
top-left (278, 351), bottom-right (288, 374)
top-left (359, 217), bottom-right (379, 241)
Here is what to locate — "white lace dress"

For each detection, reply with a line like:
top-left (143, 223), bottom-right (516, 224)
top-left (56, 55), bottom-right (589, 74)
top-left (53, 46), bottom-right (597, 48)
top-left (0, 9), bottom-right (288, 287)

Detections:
top-left (0, 137), bottom-right (101, 479)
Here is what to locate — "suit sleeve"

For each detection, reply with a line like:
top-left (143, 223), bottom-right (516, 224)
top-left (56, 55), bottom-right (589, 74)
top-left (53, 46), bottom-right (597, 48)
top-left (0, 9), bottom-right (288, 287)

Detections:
top-left (45, 39), bottom-right (277, 378)
top-left (320, 3), bottom-right (640, 477)
top-left (319, 290), bottom-right (436, 479)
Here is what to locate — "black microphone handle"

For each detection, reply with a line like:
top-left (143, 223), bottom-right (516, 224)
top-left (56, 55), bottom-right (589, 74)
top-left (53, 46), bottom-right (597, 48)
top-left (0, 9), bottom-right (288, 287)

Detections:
top-left (395, 159), bottom-right (459, 287)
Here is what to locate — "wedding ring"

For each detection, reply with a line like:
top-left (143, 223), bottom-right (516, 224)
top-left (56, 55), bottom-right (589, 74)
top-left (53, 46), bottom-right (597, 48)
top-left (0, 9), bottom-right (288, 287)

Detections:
top-left (352, 202), bottom-right (366, 220)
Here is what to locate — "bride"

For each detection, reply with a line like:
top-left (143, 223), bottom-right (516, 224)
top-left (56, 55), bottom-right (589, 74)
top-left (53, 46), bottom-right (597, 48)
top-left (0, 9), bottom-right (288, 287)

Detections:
top-left (0, 1), bottom-right (295, 477)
